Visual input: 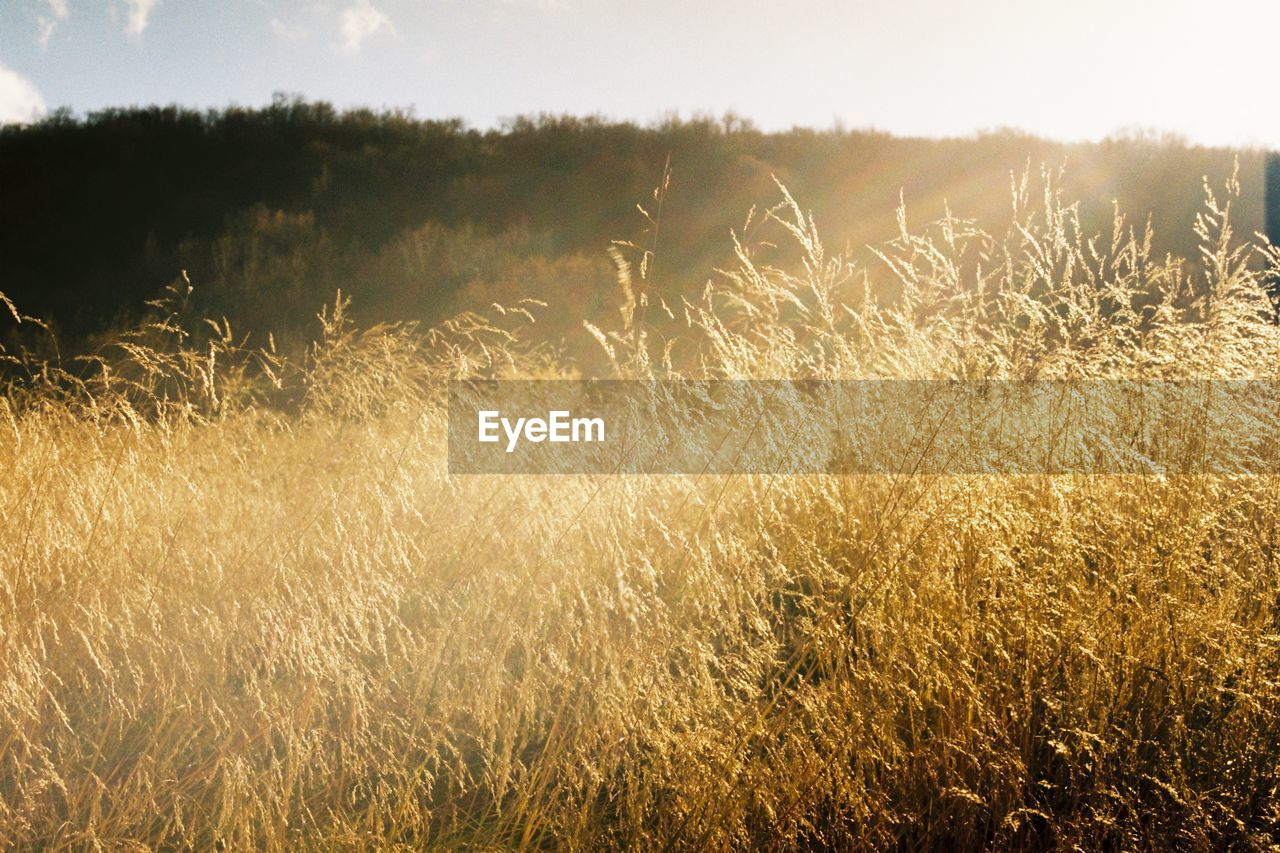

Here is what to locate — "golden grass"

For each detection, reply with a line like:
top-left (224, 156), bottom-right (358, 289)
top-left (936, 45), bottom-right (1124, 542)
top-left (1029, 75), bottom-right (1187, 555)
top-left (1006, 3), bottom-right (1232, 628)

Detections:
top-left (3, 165), bottom-right (1280, 849)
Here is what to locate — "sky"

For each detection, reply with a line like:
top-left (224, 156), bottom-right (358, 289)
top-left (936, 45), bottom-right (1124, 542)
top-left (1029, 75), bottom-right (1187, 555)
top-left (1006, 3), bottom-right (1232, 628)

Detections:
top-left (1, 0), bottom-right (1279, 147)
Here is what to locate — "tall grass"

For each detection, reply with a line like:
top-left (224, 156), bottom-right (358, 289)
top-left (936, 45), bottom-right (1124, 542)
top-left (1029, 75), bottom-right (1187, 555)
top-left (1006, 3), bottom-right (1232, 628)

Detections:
top-left (2, 165), bottom-right (1280, 850)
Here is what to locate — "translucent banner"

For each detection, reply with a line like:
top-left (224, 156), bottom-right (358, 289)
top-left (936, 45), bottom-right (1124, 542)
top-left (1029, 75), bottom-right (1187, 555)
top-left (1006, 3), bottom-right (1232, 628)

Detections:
top-left (447, 380), bottom-right (1280, 475)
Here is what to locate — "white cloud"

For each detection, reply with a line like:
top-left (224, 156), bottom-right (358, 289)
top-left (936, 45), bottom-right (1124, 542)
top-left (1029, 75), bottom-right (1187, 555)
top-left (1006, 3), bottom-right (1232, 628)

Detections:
top-left (36, 0), bottom-right (71, 49)
top-left (0, 64), bottom-right (47, 126)
top-left (37, 18), bottom-right (57, 47)
top-left (123, 0), bottom-right (160, 37)
top-left (503, 0), bottom-right (572, 10)
top-left (338, 0), bottom-right (392, 54)
top-left (269, 17), bottom-right (309, 41)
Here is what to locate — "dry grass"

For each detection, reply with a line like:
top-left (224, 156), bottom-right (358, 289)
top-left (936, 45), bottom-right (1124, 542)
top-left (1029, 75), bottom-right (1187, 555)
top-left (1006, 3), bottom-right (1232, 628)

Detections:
top-left (3, 165), bottom-right (1280, 850)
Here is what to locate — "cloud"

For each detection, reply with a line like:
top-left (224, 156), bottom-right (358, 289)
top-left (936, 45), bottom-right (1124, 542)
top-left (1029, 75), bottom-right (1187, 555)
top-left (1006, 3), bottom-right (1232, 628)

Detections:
top-left (503, 0), bottom-right (572, 10)
top-left (269, 17), bottom-right (309, 42)
top-left (36, 0), bottom-right (71, 49)
top-left (37, 19), bottom-right (58, 47)
top-left (0, 64), bottom-right (47, 126)
top-left (122, 0), bottom-right (160, 37)
top-left (338, 0), bottom-right (392, 53)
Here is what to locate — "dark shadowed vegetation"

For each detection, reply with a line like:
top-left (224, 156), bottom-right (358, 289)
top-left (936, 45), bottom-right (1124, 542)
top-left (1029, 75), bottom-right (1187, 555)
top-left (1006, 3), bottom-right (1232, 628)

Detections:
top-left (0, 96), bottom-right (1264, 358)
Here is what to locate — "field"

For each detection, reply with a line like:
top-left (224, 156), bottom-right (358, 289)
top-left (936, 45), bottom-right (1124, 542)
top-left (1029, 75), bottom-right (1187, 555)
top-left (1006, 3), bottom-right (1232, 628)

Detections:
top-left (3, 166), bottom-right (1280, 849)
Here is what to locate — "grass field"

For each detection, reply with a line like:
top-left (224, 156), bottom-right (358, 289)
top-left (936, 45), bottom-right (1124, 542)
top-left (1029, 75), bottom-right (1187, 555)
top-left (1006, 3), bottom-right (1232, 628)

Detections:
top-left (3, 167), bottom-right (1280, 849)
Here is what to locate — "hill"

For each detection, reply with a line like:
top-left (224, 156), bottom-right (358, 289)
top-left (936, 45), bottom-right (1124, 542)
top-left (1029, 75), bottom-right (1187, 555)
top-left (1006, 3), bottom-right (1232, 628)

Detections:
top-left (0, 97), bottom-right (1264, 352)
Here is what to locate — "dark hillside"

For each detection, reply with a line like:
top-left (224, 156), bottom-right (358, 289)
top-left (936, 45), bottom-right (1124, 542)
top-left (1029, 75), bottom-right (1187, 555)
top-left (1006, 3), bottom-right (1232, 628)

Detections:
top-left (0, 98), bottom-right (1262, 348)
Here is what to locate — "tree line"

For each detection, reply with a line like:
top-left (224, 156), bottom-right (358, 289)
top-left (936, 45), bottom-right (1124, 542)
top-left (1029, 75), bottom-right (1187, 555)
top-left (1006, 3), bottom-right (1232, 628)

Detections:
top-left (0, 95), bottom-right (1261, 352)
